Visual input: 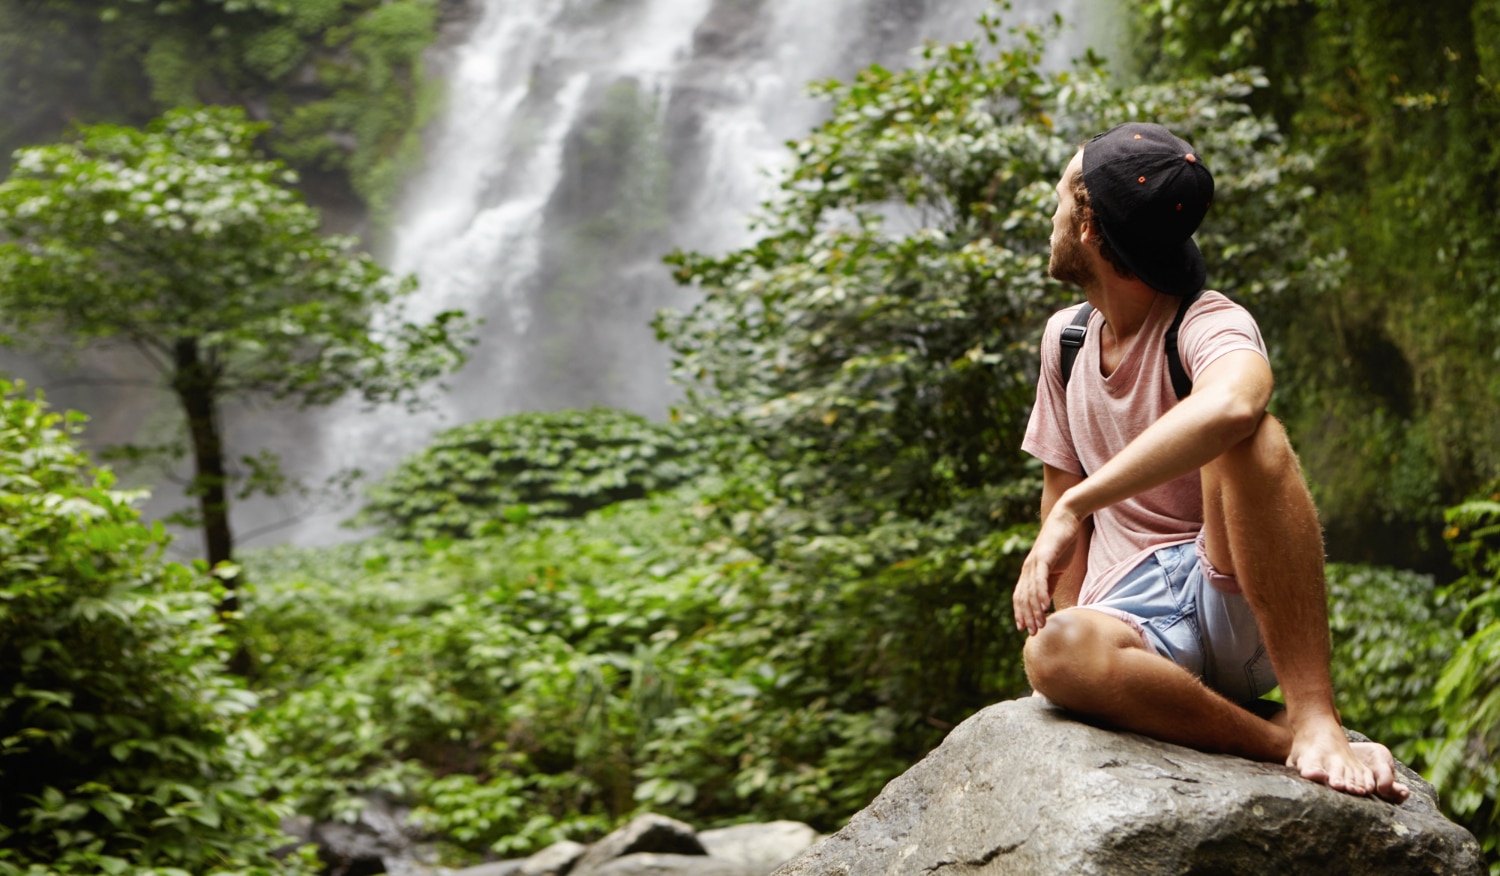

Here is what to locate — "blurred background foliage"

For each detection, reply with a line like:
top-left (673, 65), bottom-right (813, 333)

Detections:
top-left (0, 0), bottom-right (443, 232)
top-left (0, 1), bottom-right (1498, 873)
top-left (1127, 0), bottom-right (1500, 570)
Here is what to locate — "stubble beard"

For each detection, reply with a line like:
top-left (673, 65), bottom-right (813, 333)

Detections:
top-left (1048, 227), bottom-right (1095, 289)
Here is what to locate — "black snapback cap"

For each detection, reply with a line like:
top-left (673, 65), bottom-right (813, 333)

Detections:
top-left (1081, 122), bottom-right (1214, 296)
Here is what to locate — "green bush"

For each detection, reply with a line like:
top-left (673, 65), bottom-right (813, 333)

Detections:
top-left (1431, 496), bottom-right (1500, 866)
top-left (0, 381), bottom-right (304, 875)
top-left (244, 490), bottom-right (727, 854)
top-left (1327, 562), bottom-right (1458, 765)
top-left (355, 408), bottom-right (704, 541)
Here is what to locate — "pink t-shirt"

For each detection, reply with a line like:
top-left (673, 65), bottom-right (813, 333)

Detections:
top-left (1021, 291), bottom-right (1268, 605)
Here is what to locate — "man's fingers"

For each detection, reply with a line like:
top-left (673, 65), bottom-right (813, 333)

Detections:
top-left (1014, 572), bottom-right (1041, 633)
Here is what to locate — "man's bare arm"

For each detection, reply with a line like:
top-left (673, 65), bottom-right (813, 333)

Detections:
top-left (1013, 463), bottom-right (1090, 632)
top-left (1053, 348), bottom-right (1270, 525)
top-left (1015, 350), bottom-right (1271, 633)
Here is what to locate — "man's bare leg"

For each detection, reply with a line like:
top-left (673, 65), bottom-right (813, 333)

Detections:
top-left (1200, 415), bottom-right (1407, 801)
top-left (1024, 608), bottom-right (1409, 801)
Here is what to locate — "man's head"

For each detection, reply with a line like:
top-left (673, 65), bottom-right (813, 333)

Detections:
top-left (1049, 123), bottom-right (1214, 296)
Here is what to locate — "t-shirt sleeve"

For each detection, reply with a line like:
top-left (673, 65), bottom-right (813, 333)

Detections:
top-left (1177, 291), bottom-right (1268, 382)
top-left (1022, 306), bottom-right (1085, 476)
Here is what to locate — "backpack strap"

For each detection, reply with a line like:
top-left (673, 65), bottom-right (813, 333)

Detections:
top-left (1164, 289), bottom-right (1205, 400)
top-left (1059, 303), bottom-right (1093, 390)
top-left (1059, 290), bottom-right (1205, 400)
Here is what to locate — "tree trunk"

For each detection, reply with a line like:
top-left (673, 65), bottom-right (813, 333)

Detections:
top-left (172, 337), bottom-right (236, 614)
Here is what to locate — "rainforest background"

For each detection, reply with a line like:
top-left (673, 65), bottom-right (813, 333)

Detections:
top-left (0, 0), bottom-right (1498, 873)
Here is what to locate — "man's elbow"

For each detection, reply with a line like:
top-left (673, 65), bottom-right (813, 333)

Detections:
top-left (1219, 393), bottom-right (1269, 444)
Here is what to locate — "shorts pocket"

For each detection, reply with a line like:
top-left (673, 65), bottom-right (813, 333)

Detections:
top-left (1242, 644), bottom-right (1278, 700)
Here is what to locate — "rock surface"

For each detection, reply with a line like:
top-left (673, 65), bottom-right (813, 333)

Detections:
top-left (572, 814), bottom-right (707, 875)
top-left (450, 815), bottom-right (819, 876)
top-left (771, 697), bottom-right (1485, 876)
top-left (698, 822), bottom-right (822, 872)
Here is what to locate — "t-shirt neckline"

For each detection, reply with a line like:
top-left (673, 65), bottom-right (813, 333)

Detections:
top-left (1097, 294), bottom-right (1166, 396)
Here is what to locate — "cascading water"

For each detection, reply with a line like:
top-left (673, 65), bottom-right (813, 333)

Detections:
top-left (294, 0), bottom-right (1096, 545)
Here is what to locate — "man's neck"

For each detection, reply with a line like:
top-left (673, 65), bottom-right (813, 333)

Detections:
top-left (1085, 278), bottom-right (1164, 374)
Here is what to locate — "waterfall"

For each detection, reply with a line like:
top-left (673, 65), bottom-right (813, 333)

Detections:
top-left (294, 0), bottom-right (1095, 546)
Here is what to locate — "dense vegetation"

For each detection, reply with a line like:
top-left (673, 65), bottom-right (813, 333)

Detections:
top-left (1127, 0), bottom-right (1500, 569)
top-left (0, 107), bottom-right (472, 600)
top-left (0, 0), bottom-right (443, 227)
top-left (0, 381), bottom-right (312, 875)
top-left (0, 2), bottom-right (1497, 874)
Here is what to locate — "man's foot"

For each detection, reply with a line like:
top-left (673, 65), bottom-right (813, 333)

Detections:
top-left (1351, 740), bottom-right (1411, 803)
top-left (1286, 719), bottom-right (1409, 803)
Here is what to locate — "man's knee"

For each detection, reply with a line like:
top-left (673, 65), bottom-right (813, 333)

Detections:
top-left (1023, 610), bottom-right (1122, 702)
top-left (1217, 413), bottom-right (1302, 481)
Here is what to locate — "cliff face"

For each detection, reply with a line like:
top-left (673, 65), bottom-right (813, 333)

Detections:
top-left (772, 697), bottom-right (1484, 876)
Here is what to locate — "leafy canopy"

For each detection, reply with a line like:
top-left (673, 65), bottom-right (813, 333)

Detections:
top-left (0, 0), bottom-right (442, 226)
top-left (0, 105), bottom-right (469, 408)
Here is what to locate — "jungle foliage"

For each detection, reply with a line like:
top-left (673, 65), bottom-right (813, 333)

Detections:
top-left (1128, 0), bottom-right (1500, 854)
top-left (0, 107), bottom-right (471, 593)
top-left (3, 1), bottom-right (1499, 872)
top-left (0, 0), bottom-right (443, 225)
top-left (355, 408), bottom-right (704, 541)
top-left (0, 381), bottom-right (311, 875)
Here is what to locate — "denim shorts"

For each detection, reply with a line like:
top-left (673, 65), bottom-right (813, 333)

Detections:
top-left (1081, 534), bottom-right (1278, 705)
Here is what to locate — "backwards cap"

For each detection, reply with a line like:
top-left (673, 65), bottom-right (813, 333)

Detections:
top-left (1081, 122), bottom-right (1214, 296)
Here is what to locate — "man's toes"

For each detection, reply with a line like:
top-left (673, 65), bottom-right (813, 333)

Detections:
top-left (1371, 761), bottom-right (1410, 803)
top-left (1343, 762), bottom-right (1376, 795)
top-left (1353, 742), bottom-right (1411, 803)
top-left (1295, 759), bottom-right (1331, 785)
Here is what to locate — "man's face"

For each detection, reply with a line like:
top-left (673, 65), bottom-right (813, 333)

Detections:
top-left (1048, 150), bottom-right (1094, 288)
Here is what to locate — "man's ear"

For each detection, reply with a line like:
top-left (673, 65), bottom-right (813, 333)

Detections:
top-left (1077, 215), bottom-right (1097, 247)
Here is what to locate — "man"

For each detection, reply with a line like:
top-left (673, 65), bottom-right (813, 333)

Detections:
top-left (1014, 122), bottom-right (1408, 803)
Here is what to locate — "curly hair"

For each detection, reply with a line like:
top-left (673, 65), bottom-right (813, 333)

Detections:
top-left (1068, 167), bottom-right (1136, 282)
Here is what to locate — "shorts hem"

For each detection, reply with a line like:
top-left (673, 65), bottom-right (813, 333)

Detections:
top-left (1070, 604), bottom-right (1163, 657)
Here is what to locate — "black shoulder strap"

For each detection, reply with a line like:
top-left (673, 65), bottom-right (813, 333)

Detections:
top-left (1164, 289), bottom-right (1205, 400)
top-left (1059, 290), bottom-right (1205, 400)
top-left (1059, 303), bottom-right (1092, 389)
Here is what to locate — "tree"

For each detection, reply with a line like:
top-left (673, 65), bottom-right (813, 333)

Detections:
top-left (0, 106), bottom-right (471, 609)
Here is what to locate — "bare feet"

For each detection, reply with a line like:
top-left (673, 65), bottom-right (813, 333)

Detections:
top-left (1286, 718), bottom-right (1409, 803)
top-left (1351, 741), bottom-right (1411, 803)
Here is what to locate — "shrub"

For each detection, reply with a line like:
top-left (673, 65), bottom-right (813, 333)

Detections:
top-left (0, 381), bottom-right (303, 874)
top-left (355, 408), bottom-right (704, 541)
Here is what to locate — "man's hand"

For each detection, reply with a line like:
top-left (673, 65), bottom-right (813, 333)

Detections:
top-left (1013, 500), bottom-right (1085, 635)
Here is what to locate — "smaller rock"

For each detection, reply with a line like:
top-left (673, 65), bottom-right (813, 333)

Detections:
top-left (452, 861), bottom-right (526, 876)
top-left (274, 815), bottom-right (317, 860)
top-left (697, 822), bottom-right (819, 872)
top-left (520, 839), bottom-right (590, 875)
top-left (572, 814), bottom-right (706, 875)
top-left (589, 853), bottom-right (761, 876)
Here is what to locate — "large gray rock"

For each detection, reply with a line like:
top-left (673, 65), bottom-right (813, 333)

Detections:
top-left (772, 697), bottom-right (1485, 876)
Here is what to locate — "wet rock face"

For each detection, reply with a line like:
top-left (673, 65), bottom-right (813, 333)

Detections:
top-left (770, 697), bottom-right (1485, 876)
